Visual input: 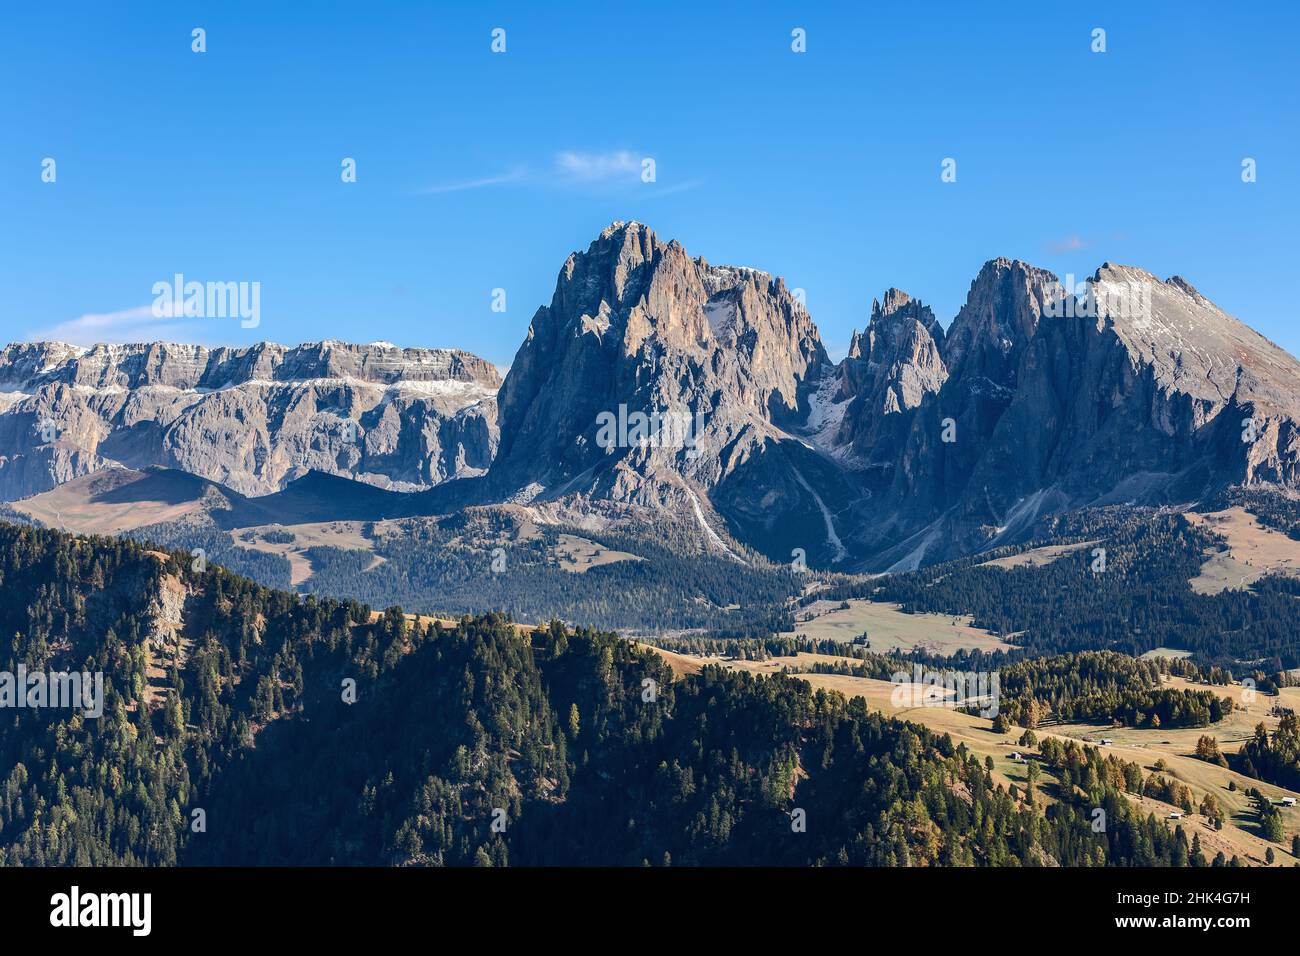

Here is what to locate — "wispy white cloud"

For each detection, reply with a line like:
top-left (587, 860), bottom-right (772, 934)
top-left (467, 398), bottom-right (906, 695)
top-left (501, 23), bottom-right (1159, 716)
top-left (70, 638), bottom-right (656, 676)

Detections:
top-left (1045, 235), bottom-right (1087, 254)
top-left (553, 150), bottom-right (641, 182)
top-left (418, 150), bottom-right (696, 197)
top-left (29, 303), bottom-right (203, 346)
top-left (418, 167), bottom-right (528, 194)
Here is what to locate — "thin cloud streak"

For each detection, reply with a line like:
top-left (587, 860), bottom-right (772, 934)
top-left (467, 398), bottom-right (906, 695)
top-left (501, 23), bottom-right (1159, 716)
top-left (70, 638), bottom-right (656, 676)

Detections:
top-left (28, 303), bottom-right (206, 347)
top-left (554, 150), bottom-right (640, 181)
top-left (419, 151), bottom-right (691, 196)
top-left (418, 167), bottom-right (528, 194)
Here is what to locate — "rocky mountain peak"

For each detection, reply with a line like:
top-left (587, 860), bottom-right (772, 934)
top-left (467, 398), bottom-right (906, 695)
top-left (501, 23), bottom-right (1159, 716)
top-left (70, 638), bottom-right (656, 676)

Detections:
top-left (941, 257), bottom-right (1058, 389)
top-left (874, 287), bottom-right (912, 317)
top-left (5, 228), bottom-right (1299, 576)
top-left (1084, 264), bottom-right (1300, 424)
top-left (869, 288), bottom-right (945, 346)
top-left (832, 287), bottom-right (948, 465)
top-left (491, 222), bottom-right (828, 525)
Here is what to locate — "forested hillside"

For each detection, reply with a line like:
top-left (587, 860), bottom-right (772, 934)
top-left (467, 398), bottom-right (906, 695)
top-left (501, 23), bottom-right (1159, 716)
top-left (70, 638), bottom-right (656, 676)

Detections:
top-left (1237, 713), bottom-right (1300, 794)
top-left (0, 522), bottom-right (1203, 866)
top-left (799, 649), bottom-right (1239, 730)
top-left (120, 511), bottom-right (798, 636)
top-left (992, 652), bottom-right (1235, 729)
top-left (873, 510), bottom-right (1300, 669)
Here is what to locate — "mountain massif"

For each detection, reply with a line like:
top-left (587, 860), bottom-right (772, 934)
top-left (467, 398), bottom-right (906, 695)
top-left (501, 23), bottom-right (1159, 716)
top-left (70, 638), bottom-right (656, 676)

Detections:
top-left (485, 222), bottom-right (1300, 570)
top-left (4, 221), bottom-right (1299, 572)
top-left (0, 340), bottom-right (500, 500)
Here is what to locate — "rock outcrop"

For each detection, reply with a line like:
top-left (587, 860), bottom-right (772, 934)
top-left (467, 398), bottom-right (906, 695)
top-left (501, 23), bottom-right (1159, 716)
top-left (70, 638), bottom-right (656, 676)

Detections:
top-left (6, 224), bottom-right (1299, 572)
top-left (488, 221), bottom-right (858, 564)
top-left (831, 288), bottom-right (947, 483)
top-left (852, 260), bottom-right (1300, 569)
top-left (0, 341), bottom-right (501, 498)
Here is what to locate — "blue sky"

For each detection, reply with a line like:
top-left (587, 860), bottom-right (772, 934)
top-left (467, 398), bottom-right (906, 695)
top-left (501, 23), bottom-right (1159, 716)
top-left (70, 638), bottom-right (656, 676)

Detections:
top-left (2, 1), bottom-right (1296, 366)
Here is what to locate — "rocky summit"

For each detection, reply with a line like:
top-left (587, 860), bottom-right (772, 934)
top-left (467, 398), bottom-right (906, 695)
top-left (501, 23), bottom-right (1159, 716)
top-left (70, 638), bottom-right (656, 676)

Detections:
top-left (0, 340), bottom-right (501, 498)
top-left (486, 222), bottom-right (1300, 570)
top-left (488, 220), bottom-right (839, 562)
top-left (4, 222), bottom-right (1299, 570)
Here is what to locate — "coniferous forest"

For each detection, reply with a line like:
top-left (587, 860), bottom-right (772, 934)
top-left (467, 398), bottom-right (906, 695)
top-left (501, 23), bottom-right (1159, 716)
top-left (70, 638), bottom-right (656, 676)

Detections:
top-left (873, 510), bottom-right (1300, 668)
top-left (0, 522), bottom-right (1210, 867)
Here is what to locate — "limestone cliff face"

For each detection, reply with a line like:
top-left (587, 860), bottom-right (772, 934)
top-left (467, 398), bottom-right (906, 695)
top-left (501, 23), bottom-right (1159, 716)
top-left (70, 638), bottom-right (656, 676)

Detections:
top-left (832, 289), bottom-right (947, 483)
top-left (853, 260), bottom-right (1300, 569)
top-left (850, 258), bottom-right (1061, 563)
top-left (487, 221), bottom-right (857, 562)
top-left (0, 340), bottom-right (500, 390)
top-left (0, 341), bottom-right (501, 498)
top-left (6, 224), bottom-right (1300, 572)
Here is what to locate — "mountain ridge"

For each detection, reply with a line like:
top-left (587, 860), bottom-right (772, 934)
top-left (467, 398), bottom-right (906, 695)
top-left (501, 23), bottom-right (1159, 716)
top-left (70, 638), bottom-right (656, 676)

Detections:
top-left (5, 221), bottom-right (1300, 571)
top-left (0, 339), bottom-right (502, 499)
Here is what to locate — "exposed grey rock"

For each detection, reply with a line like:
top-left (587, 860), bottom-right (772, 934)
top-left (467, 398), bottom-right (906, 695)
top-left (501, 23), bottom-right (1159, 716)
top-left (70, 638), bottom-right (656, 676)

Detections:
top-left (488, 221), bottom-right (854, 564)
top-left (858, 258), bottom-right (1061, 555)
top-left (5, 225), bottom-right (1299, 574)
top-left (0, 340), bottom-right (501, 499)
top-left (832, 289), bottom-right (947, 480)
top-left (854, 260), bottom-right (1300, 569)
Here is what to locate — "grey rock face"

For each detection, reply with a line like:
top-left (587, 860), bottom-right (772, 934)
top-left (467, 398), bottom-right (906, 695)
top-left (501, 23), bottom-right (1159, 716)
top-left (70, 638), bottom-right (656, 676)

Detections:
top-left (832, 289), bottom-right (947, 479)
top-left (865, 259), bottom-right (1060, 541)
top-left (487, 221), bottom-right (858, 563)
top-left (852, 260), bottom-right (1300, 569)
top-left (493, 222), bottom-right (824, 489)
top-left (0, 340), bottom-right (501, 499)
top-left (4, 224), bottom-right (1298, 573)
